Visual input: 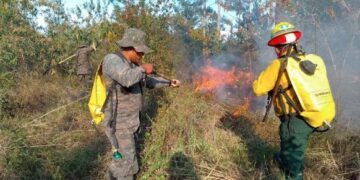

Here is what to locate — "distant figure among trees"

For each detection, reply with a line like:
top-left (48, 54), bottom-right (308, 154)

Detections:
top-left (76, 42), bottom-right (95, 88)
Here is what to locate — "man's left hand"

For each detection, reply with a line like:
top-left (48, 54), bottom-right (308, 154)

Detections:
top-left (170, 79), bottom-right (181, 87)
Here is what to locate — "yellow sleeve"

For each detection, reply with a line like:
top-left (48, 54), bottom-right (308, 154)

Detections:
top-left (252, 59), bottom-right (281, 96)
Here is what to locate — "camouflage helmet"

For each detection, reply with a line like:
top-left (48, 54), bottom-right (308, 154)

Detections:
top-left (116, 28), bottom-right (153, 54)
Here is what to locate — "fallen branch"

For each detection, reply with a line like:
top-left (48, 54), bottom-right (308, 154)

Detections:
top-left (337, 169), bottom-right (360, 176)
top-left (195, 163), bottom-right (234, 179)
top-left (25, 129), bottom-right (96, 138)
top-left (23, 95), bottom-right (89, 128)
top-left (1, 143), bottom-right (67, 150)
top-left (205, 158), bottom-right (221, 179)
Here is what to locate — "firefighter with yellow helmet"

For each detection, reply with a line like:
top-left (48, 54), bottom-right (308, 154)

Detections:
top-left (253, 22), bottom-right (335, 179)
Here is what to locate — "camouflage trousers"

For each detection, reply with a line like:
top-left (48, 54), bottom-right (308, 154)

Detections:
top-left (106, 129), bottom-right (139, 180)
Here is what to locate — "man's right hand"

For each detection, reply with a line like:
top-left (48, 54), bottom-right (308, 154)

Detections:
top-left (141, 63), bottom-right (153, 74)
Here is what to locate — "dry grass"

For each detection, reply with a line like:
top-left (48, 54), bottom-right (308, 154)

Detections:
top-left (5, 72), bottom-right (81, 117)
top-left (0, 72), bottom-right (109, 179)
top-left (139, 86), bottom-right (261, 179)
top-left (305, 129), bottom-right (360, 179)
top-left (139, 86), bottom-right (360, 179)
top-left (0, 75), bottom-right (359, 179)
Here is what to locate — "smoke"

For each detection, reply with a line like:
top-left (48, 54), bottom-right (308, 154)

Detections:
top-left (188, 50), bottom-right (262, 114)
top-left (176, 1), bottom-right (359, 129)
top-left (300, 3), bottom-right (360, 130)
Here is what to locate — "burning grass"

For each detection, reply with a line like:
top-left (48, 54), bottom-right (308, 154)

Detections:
top-left (192, 57), bottom-right (253, 92)
top-left (191, 56), bottom-right (256, 118)
top-left (139, 86), bottom-right (360, 179)
top-left (0, 73), bottom-right (359, 179)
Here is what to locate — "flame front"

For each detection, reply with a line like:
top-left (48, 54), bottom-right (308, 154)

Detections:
top-left (232, 97), bottom-right (250, 117)
top-left (193, 65), bottom-right (239, 93)
top-left (192, 58), bottom-right (255, 116)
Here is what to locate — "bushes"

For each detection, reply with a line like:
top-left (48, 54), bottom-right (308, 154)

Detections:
top-left (3, 73), bottom-right (83, 117)
top-left (0, 72), bottom-right (104, 179)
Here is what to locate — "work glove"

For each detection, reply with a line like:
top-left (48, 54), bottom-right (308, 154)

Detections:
top-left (141, 63), bottom-right (153, 75)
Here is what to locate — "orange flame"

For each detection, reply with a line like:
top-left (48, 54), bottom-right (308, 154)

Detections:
top-left (192, 59), bottom-right (254, 92)
top-left (193, 65), bottom-right (240, 93)
top-left (232, 97), bottom-right (250, 117)
top-left (192, 58), bottom-right (255, 116)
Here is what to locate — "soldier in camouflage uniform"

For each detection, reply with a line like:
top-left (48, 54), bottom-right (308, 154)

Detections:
top-left (102, 28), bottom-right (181, 180)
top-left (76, 43), bottom-right (95, 88)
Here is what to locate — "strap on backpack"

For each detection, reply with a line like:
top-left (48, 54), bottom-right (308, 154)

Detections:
top-left (262, 44), bottom-right (293, 122)
top-left (101, 51), bottom-right (129, 113)
top-left (278, 85), bottom-right (302, 114)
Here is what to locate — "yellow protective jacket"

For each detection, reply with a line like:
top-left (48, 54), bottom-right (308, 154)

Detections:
top-left (253, 52), bottom-right (336, 128)
top-left (253, 55), bottom-right (301, 116)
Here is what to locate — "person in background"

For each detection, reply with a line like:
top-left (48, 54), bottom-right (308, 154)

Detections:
top-left (76, 42), bottom-right (95, 88)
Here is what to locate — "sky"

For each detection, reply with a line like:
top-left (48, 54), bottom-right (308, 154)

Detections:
top-left (62, 0), bottom-right (83, 9)
top-left (36, 0), bottom-right (236, 36)
top-left (35, 0), bottom-right (113, 31)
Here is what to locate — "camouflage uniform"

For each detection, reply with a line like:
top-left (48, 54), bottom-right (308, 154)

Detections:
top-left (76, 44), bottom-right (94, 87)
top-left (102, 28), bottom-right (170, 180)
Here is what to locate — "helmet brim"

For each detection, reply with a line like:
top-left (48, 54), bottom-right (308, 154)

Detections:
top-left (116, 40), bottom-right (153, 54)
top-left (268, 31), bottom-right (302, 46)
top-left (134, 45), bottom-right (153, 54)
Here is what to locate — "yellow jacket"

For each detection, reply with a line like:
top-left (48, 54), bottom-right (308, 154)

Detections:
top-left (253, 55), bottom-right (302, 116)
top-left (253, 52), bottom-right (336, 127)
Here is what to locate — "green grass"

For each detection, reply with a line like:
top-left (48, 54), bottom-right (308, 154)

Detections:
top-left (138, 87), bottom-right (259, 179)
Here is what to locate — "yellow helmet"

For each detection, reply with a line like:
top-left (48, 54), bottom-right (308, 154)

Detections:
top-left (268, 22), bottom-right (302, 46)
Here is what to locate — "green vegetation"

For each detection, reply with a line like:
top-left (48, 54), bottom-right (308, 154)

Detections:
top-left (0, 0), bottom-right (359, 179)
top-left (1, 79), bottom-right (360, 179)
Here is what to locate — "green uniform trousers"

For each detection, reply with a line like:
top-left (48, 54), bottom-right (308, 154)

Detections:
top-left (279, 115), bottom-right (314, 180)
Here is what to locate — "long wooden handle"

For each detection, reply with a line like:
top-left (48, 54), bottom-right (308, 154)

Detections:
top-left (262, 63), bottom-right (286, 122)
top-left (58, 54), bottom-right (76, 64)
